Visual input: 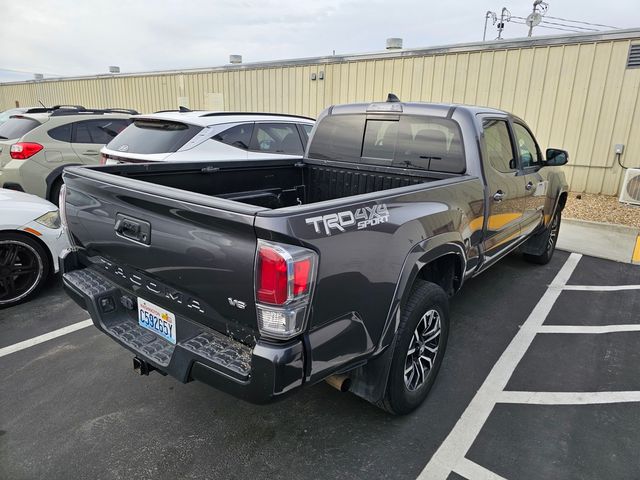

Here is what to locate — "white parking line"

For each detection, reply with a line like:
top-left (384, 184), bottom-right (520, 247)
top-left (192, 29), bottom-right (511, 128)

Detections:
top-left (418, 253), bottom-right (583, 480)
top-left (538, 325), bottom-right (640, 334)
top-left (454, 458), bottom-right (508, 480)
top-left (498, 391), bottom-right (640, 405)
top-left (0, 319), bottom-right (93, 359)
top-left (558, 285), bottom-right (640, 291)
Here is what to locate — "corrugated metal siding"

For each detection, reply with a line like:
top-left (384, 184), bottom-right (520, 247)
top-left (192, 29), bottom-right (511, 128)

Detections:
top-left (2, 35), bottom-right (640, 195)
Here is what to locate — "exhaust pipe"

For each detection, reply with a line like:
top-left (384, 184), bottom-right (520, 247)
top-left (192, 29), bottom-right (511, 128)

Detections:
top-left (326, 374), bottom-right (351, 392)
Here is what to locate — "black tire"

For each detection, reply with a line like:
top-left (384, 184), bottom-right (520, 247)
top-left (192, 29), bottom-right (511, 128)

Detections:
top-left (382, 280), bottom-right (450, 415)
top-left (49, 178), bottom-right (63, 206)
top-left (523, 211), bottom-right (561, 265)
top-left (0, 232), bottom-right (51, 308)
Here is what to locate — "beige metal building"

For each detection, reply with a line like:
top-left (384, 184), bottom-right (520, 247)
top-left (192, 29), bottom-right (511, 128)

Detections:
top-left (2, 29), bottom-right (640, 195)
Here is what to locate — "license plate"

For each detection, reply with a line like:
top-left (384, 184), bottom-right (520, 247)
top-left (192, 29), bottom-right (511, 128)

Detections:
top-left (105, 159), bottom-right (120, 165)
top-left (137, 297), bottom-right (176, 344)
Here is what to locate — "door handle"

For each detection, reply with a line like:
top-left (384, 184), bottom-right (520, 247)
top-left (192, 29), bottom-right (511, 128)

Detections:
top-left (525, 181), bottom-right (534, 191)
top-left (493, 190), bottom-right (505, 202)
top-left (114, 214), bottom-right (151, 245)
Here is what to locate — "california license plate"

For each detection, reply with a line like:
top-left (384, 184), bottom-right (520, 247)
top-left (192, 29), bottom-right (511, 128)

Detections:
top-left (137, 297), bottom-right (177, 344)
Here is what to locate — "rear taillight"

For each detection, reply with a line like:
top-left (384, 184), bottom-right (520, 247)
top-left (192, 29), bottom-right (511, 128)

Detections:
top-left (10, 142), bottom-right (43, 159)
top-left (99, 153), bottom-right (108, 165)
top-left (59, 184), bottom-right (76, 247)
top-left (255, 240), bottom-right (317, 339)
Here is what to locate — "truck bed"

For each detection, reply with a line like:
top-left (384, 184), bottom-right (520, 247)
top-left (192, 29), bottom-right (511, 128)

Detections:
top-left (91, 158), bottom-right (455, 210)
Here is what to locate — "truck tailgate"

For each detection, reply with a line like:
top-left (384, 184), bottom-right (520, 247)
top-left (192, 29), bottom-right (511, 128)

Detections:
top-left (62, 166), bottom-right (262, 342)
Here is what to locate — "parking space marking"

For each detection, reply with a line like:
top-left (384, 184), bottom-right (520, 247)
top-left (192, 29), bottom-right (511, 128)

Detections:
top-left (498, 391), bottom-right (640, 405)
top-left (418, 253), bottom-right (583, 480)
top-left (454, 458), bottom-right (508, 480)
top-left (0, 319), bottom-right (92, 358)
top-left (538, 325), bottom-right (640, 334)
top-left (558, 284), bottom-right (640, 291)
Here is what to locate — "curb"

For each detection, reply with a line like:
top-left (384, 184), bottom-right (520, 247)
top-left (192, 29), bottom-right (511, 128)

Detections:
top-left (559, 217), bottom-right (640, 265)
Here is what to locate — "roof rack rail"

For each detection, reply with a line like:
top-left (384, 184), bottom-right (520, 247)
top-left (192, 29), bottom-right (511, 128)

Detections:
top-left (49, 107), bottom-right (139, 117)
top-left (153, 108), bottom-right (202, 113)
top-left (104, 108), bottom-right (139, 115)
top-left (199, 111), bottom-right (315, 121)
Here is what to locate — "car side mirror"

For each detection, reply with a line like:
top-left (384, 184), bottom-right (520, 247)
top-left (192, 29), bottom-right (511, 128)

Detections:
top-left (545, 148), bottom-right (568, 166)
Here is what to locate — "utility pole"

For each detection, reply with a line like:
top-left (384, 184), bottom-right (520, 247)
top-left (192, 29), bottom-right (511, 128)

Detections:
top-left (483, 10), bottom-right (497, 41)
top-left (526, 0), bottom-right (548, 37)
top-left (497, 7), bottom-right (510, 39)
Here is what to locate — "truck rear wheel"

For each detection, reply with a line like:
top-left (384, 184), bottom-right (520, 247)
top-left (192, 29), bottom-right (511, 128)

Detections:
top-left (382, 280), bottom-right (449, 415)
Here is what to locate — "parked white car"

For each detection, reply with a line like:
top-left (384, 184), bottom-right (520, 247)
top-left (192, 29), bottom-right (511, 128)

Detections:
top-left (0, 189), bottom-right (69, 307)
top-left (100, 110), bottom-right (315, 164)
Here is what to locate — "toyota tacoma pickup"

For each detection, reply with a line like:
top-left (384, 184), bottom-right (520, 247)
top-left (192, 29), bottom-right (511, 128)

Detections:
top-left (60, 97), bottom-right (568, 414)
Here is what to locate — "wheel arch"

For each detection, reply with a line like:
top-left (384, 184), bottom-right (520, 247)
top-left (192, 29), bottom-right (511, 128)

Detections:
top-left (347, 236), bottom-right (465, 406)
top-left (45, 164), bottom-right (79, 202)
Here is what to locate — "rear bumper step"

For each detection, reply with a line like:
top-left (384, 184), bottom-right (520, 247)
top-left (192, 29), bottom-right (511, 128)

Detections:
top-left (61, 256), bottom-right (305, 404)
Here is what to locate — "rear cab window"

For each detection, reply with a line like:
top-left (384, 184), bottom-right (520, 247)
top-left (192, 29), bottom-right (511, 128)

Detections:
top-left (0, 117), bottom-right (41, 140)
top-left (309, 113), bottom-right (465, 173)
top-left (106, 119), bottom-right (202, 154)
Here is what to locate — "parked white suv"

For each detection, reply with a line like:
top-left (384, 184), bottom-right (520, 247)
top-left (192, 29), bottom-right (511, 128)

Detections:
top-left (100, 109), bottom-right (315, 164)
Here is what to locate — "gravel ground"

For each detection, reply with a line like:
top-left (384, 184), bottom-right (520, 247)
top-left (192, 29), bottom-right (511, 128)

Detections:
top-left (563, 192), bottom-right (640, 229)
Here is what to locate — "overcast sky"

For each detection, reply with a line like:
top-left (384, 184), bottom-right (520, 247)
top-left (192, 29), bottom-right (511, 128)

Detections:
top-left (0, 0), bottom-right (638, 82)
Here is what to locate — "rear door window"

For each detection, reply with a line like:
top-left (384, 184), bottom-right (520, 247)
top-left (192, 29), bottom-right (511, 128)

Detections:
top-left (106, 119), bottom-right (202, 154)
top-left (212, 123), bottom-right (254, 150)
top-left (73, 119), bottom-right (132, 144)
top-left (250, 123), bottom-right (304, 155)
top-left (0, 117), bottom-right (40, 140)
top-left (393, 116), bottom-right (465, 173)
top-left (483, 119), bottom-right (517, 173)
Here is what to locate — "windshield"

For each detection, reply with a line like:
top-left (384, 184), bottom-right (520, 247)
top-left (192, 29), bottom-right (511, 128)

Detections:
top-left (106, 119), bottom-right (202, 154)
top-left (0, 116), bottom-right (40, 140)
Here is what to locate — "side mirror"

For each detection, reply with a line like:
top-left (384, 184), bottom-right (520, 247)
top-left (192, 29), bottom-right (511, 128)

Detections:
top-left (545, 148), bottom-right (568, 166)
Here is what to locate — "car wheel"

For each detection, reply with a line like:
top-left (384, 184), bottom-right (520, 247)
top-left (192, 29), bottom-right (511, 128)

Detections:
top-left (49, 178), bottom-right (63, 206)
top-left (523, 211), bottom-right (561, 265)
top-left (0, 232), bottom-right (51, 308)
top-left (382, 280), bottom-right (450, 415)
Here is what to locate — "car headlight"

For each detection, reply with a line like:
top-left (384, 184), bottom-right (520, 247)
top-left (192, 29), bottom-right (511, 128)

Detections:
top-left (35, 210), bottom-right (61, 229)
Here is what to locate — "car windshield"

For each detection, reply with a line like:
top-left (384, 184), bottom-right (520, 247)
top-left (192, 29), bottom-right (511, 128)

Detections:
top-left (106, 119), bottom-right (203, 154)
top-left (0, 116), bottom-right (40, 140)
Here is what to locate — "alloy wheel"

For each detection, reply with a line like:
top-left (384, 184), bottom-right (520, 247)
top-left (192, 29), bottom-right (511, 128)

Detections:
top-left (404, 309), bottom-right (441, 391)
top-left (0, 240), bottom-right (43, 305)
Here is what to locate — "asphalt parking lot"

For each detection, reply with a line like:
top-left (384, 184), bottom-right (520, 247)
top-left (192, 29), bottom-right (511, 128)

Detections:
top-left (1, 251), bottom-right (639, 480)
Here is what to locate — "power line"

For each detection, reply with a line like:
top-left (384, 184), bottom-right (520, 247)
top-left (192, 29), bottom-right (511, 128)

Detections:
top-left (544, 15), bottom-right (620, 29)
top-left (510, 19), bottom-right (583, 33)
top-left (0, 67), bottom-right (63, 76)
top-left (511, 15), bottom-right (599, 32)
top-left (540, 19), bottom-right (600, 31)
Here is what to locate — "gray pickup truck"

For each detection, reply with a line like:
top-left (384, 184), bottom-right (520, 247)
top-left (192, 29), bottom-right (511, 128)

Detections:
top-left (60, 97), bottom-right (568, 414)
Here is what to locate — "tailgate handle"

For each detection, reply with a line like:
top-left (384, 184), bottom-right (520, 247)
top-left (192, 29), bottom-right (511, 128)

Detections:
top-left (114, 214), bottom-right (151, 245)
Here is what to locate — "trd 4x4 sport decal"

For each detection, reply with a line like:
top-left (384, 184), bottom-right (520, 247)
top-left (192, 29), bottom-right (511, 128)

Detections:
top-left (305, 204), bottom-right (389, 236)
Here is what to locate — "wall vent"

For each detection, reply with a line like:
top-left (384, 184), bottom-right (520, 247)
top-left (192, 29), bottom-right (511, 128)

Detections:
top-left (627, 44), bottom-right (640, 68)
